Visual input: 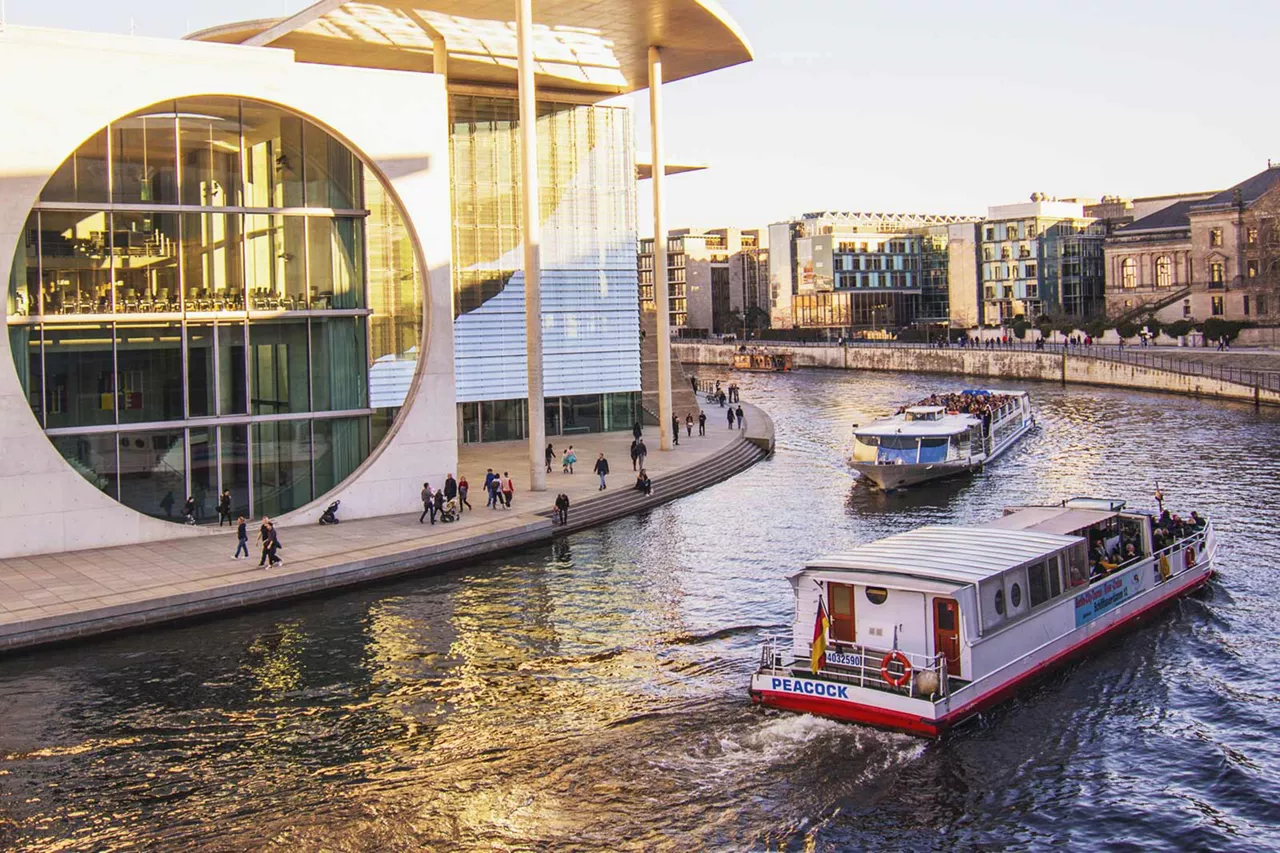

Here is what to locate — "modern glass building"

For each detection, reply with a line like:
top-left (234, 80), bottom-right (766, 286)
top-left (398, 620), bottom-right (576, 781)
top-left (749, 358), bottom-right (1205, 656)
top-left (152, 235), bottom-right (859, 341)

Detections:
top-left (6, 97), bottom-right (424, 522)
top-left (450, 94), bottom-right (641, 443)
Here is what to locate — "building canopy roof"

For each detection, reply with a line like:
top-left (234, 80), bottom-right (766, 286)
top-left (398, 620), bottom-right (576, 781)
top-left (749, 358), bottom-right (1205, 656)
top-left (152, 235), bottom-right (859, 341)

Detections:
top-left (187, 0), bottom-right (752, 99)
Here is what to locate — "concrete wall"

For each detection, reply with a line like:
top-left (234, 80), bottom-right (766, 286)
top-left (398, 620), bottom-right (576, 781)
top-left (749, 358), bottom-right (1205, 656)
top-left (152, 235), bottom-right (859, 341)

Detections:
top-left (673, 343), bottom-right (1280, 408)
top-left (0, 26), bottom-right (455, 555)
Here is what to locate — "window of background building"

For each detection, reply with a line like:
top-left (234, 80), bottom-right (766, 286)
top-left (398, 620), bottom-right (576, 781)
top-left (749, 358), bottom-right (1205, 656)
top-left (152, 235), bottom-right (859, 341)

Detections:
top-left (985, 227), bottom-right (994, 241)
top-left (1210, 262), bottom-right (1225, 286)
top-left (1211, 228), bottom-right (1223, 247)
top-left (1247, 227), bottom-right (1258, 246)
top-left (1248, 260), bottom-right (1259, 278)
top-left (1211, 296), bottom-right (1224, 315)
top-left (1183, 299), bottom-right (1192, 317)
top-left (1121, 257), bottom-right (1136, 288)
top-left (1258, 294), bottom-right (1268, 315)
top-left (1156, 256), bottom-right (1171, 288)
top-left (1243, 294), bottom-right (1251, 316)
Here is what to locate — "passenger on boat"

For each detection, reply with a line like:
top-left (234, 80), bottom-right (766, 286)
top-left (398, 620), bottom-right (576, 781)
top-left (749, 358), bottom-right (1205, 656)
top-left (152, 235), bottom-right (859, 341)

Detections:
top-left (1190, 511), bottom-right (1206, 529)
top-left (1069, 564), bottom-right (1088, 587)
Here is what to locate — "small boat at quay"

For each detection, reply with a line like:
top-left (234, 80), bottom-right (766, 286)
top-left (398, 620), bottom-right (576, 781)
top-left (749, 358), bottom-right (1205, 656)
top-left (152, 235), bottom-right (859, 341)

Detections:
top-left (849, 390), bottom-right (1033, 491)
top-left (732, 349), bottom-right (793, 372)
top-left (749, 498), bottom-right (1216, 737)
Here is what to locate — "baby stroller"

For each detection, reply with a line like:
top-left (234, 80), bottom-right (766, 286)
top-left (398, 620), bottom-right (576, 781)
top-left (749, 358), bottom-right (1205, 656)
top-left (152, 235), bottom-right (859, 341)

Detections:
top-left (440, 498), bottom-right (459, 523)
top-left (318, 500), bottom-right (341, 525)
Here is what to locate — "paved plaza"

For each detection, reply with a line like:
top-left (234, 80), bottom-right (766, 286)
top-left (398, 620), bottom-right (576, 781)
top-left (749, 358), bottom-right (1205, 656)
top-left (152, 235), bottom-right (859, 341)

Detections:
top-left (0, 404), bottom-right (768, 653)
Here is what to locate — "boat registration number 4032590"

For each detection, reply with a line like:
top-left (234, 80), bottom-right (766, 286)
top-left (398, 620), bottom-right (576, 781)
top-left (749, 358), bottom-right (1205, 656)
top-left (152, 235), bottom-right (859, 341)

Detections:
top-left (1073, 566), bottom-right (1145, 627)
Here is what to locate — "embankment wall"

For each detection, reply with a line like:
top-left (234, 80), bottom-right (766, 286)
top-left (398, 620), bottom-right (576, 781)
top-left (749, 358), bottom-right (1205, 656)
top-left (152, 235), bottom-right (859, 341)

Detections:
top-left (674, 344), bottom-right (1280, 408)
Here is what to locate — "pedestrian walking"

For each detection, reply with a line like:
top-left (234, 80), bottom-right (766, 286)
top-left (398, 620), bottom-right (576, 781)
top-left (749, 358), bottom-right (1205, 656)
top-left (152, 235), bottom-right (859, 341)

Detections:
top-left (698, 410), bottom-right (706, 436)
top-left (218, 490), bottom-right (233, 526)
top-left (554, 492), bottom-right (570, 525)
top-left (563, 446), bottom-right (576, 474)
top-left (727, 406), bottom-right (736, 429)
top-left (686, 413), bottom-right (694, 437)
top-left (433, 488), bottom-right (445, 523)
top-left (672, 413), bottom-right (680, 445)
top-left (444, 473), bottom-right (458, 506)
top-left (594, 453), bottom-right (610, 490)
top-left (182, 495), bottom-right (197, 525)
top-left (632, 421), bottom-right (643, 440)
top-left (502, 472), bottom-right (515, 508)
top-left (637, 438), bottom-right (648, 469)
top-left (630, 438), bottom-right (640, 471)
top-left (458, 475), bottom-right (471, 513)
top-left (233, 516), bottom-right (249, 559)
top-left (419, 482), bottom-right (433, 523)
top-left (736, 404), bottom-right (745, 430)
top-left (545, 442), bottom-right (555, 474)
top-left (256, 517), bottom-right (272, 566)
top-left (265, 523), bottom-right (283, 568)
top-left (487, 474), bottom-right (501, 508)
top-left (484, 468), bottom-right (497, 506)
top-left (718, 390), bottom-right (727, 407)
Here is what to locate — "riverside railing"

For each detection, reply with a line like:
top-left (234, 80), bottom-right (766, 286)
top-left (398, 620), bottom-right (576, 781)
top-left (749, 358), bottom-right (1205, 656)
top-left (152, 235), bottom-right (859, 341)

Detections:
top-left (677, 338), bottom-right (1280, 393)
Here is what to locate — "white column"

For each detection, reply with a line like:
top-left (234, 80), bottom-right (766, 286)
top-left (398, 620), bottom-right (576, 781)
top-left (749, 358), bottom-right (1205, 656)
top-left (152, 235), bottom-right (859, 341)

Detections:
top-left (649, 45), bottom-right (674, 451)
top-left (517, 0), bottom-right (547, 490)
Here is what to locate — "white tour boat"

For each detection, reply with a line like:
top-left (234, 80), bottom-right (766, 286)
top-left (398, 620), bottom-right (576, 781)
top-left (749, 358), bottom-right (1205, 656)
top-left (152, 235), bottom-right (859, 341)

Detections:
top-left (849, 390), bottom-right (1034, 490)
top-left (749, 498), bottom-right (1216, 737)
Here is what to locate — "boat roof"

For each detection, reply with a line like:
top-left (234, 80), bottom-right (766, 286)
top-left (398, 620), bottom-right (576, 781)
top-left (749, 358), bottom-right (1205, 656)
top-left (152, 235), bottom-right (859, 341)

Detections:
top-left (856, 413), bottom-right (976, 437)
top-left (985, 506), bottom-right (1118, 535)
top-left (906, 406), bottom-right (944, 414)
top-left (806, 525), bottom-right (1081, 586)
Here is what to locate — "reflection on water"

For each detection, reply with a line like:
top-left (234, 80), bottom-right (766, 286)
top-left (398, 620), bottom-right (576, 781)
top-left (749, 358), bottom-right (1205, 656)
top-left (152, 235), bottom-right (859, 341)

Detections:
top-left (1, 369), bottom-right (1279, 850)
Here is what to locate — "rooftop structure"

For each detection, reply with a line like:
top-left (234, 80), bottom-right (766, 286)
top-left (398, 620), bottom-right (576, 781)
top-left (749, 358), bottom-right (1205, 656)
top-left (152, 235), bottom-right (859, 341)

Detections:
top-left (189, 0), bottom-right (752, 98)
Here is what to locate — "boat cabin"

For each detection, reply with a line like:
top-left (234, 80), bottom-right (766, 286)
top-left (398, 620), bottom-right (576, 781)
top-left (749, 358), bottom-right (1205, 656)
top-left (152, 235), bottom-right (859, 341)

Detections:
top-left (792, 502), bottom-right (1157, 693)
top-left (904, 406), bottom-right (945, 422)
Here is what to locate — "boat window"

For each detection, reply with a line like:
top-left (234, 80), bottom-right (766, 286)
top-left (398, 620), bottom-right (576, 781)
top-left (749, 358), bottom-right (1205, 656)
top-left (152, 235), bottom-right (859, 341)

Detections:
top-left (994, 588), bottom-right (1005, 615)
top-left (829, 583), bottom-right (855, 642)
top-left (865, 586), bottom-right (888, 605)
top-left (876, 436), bottom-right (918, 465)
top-left (918, 438), bottom-right (949, 463)
top-left (1048, 555), bottom-right (1063, 597)
top-left (857, 435), bottom-right (880, 447)
top-left (935, 603), bottom-right (955, 631)
top-left (1027, 561), bottom-right (1050, 607)
top-left (1010, 582), bottom-right (1022, 608)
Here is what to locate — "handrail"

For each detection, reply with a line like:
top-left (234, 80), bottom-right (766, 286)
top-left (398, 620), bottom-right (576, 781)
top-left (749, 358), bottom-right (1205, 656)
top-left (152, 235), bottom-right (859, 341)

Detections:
top-left (677, 339), bottom-right (1280, 393)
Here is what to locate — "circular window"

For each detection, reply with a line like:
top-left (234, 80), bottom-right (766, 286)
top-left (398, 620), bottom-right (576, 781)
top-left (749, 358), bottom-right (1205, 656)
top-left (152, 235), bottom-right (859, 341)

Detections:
top-left (865, 587), bottom-right (889, 605)
top-left (10, 97), bottom-right (424, 524)
top-left (994, 589), bottom-right (1006, 615)
top-left (1010, 583), bottom-right (1022, 608)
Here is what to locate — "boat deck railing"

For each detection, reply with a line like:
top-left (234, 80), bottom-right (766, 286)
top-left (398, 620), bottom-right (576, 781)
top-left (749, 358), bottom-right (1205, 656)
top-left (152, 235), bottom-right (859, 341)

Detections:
top-left (759, 636), bottom-right (951, 701)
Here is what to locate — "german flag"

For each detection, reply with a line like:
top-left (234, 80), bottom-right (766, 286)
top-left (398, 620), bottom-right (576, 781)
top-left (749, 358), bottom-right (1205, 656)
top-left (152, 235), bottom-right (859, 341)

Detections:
top-left (811, 596), bottom-right (830, 674)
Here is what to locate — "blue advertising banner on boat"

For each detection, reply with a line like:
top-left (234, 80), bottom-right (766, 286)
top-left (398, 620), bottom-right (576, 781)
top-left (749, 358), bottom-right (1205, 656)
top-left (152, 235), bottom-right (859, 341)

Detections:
top-left (1073, 567), bottom-right (1145, 627)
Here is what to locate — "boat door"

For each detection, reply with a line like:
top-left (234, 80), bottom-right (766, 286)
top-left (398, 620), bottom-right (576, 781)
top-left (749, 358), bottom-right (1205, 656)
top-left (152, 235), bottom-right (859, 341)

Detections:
top-left (933, 598), bottom-right (961, 677)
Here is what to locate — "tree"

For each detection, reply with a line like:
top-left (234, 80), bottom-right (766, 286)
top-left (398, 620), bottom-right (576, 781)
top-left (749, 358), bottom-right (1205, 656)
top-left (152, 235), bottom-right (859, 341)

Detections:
top-left (1012, 317), bottom-right (1028, 339)
top-left (1164, 319), bottom-right (1194, 339)
top-left (1116, 320), bottom-right (1139, 340)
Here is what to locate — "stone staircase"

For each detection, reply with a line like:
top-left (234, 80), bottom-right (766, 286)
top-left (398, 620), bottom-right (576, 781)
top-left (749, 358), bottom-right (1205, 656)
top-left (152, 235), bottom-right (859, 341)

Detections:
top-left (640, 307), bottom-right (701, 424)
top-left (540, 429), bottom-right (771, 532)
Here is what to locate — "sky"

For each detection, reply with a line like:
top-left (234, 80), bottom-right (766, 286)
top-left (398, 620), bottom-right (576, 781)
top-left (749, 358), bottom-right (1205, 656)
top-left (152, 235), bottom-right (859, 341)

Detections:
top-left (5, 0), bottom-right (1278, 234)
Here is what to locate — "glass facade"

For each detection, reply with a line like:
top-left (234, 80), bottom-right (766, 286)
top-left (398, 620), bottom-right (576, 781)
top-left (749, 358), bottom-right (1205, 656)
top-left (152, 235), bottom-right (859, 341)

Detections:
top-left (7, 98), bottom-right (425, 522)
top-left (449, 95), bottom-right (640, 440)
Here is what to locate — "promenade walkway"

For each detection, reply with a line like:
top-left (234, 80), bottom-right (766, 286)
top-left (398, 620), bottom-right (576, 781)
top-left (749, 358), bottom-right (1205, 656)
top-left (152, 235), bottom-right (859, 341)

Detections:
top-left (0, 403), bottom-right (772, 654)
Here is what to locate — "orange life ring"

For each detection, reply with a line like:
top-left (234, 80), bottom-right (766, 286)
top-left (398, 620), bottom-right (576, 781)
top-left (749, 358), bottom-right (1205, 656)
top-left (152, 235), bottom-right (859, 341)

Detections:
top-left (880, 650), bottom-right (912, 689)
top-left (1185, 545), bottom-right (1197, 570)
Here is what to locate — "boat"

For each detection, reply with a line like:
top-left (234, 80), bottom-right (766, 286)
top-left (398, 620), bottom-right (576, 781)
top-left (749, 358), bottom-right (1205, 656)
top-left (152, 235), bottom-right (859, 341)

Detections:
top-left (748, 498), bottom-right (1216, 737)
top-left (732, 349), bottom-right (793, 372)
top-left (849, 390), bottom-right (1033, 490)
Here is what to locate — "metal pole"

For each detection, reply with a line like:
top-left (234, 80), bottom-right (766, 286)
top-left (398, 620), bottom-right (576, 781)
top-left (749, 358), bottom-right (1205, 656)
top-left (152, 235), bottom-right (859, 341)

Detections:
top-left (516, 0), bottom-right (547, 491)
top-left (649, 45), bottom-right (673, 451)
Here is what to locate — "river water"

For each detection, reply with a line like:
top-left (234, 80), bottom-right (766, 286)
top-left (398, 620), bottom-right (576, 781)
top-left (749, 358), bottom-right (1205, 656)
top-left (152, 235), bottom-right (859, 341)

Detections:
top-left (1, 369), bottom-right (1278, 850)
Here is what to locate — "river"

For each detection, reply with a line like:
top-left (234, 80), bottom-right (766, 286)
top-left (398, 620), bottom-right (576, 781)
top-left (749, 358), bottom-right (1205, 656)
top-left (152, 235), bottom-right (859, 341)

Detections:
top-left (1, 369), bottom-right (1277, 850)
